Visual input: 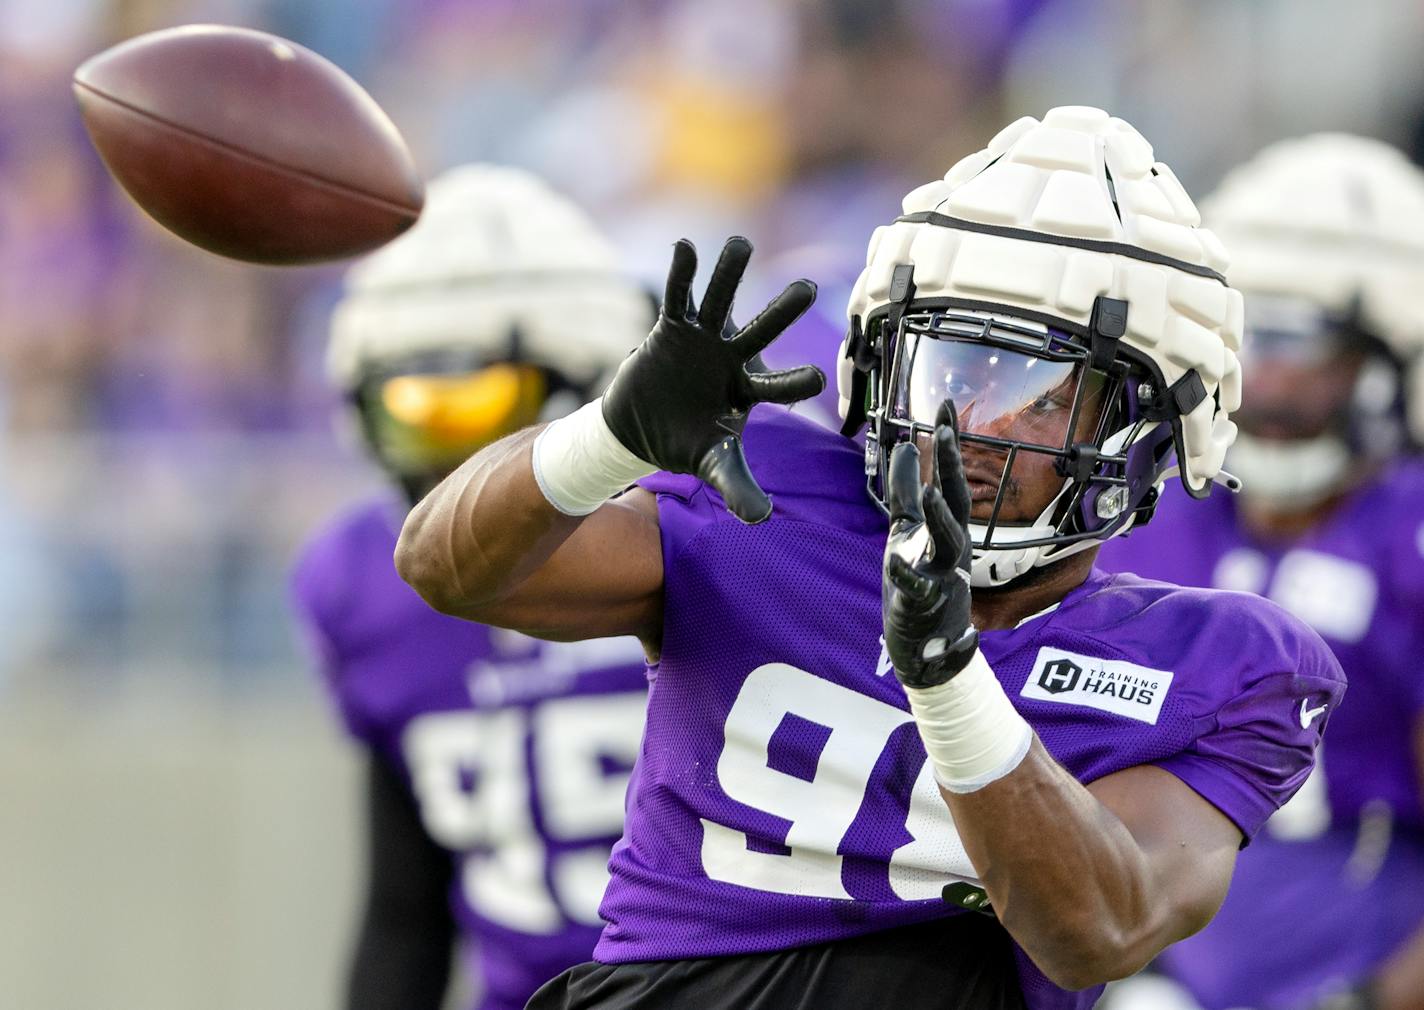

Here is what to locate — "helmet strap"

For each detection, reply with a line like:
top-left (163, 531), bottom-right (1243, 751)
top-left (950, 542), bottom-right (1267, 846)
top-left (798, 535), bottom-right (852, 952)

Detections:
top-left (1088, 295), bottom-right (1129, 370)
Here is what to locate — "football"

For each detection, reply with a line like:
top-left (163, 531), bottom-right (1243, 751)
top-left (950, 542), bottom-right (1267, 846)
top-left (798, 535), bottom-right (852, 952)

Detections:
top-left (73, 24), bottom-right (424, 265)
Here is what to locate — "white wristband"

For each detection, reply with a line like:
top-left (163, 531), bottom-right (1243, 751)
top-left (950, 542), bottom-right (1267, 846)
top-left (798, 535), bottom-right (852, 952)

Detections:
top-left (531, 398), bottom-right (657, 516)
top-left (904, 649), bottom-right (1034, 794)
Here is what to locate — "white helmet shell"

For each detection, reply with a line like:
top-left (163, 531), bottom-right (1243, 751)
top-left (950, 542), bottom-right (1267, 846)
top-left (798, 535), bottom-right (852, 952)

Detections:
top-left (1203, 133), bottom-right (1424, 441)
top-left (328, 164), bottom-right (653, 392)
top-left (843, 106), bottom-right (1244, 496)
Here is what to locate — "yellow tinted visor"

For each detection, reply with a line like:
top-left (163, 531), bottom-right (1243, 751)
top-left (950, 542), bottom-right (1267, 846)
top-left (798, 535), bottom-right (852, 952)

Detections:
top-left (370, 364), bottom-right (547, 473)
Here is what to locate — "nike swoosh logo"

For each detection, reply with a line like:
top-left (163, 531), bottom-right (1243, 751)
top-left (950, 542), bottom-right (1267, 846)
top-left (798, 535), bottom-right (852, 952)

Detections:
top-left (1299, 698), bottom-right (1328, 729)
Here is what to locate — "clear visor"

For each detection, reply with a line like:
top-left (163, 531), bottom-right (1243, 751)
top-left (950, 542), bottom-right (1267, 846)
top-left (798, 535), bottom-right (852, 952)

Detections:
top-left (897, 332), bottom-right (1104, 451)
top-left (872, 311), bottom-right (1134, 558)
top-left (364, 363), bottom-right (547, 474)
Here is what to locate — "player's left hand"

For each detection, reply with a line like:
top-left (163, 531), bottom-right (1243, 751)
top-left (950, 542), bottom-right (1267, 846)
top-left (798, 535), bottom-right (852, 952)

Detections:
top-left (882, 400), bottom-right (979, 688)
top-left (600, 237), bottom-right (821, 524)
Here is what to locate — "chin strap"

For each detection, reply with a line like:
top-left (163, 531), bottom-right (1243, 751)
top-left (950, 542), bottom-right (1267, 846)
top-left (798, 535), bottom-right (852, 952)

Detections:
top-left (966, 480), bottom-right (1072, 588)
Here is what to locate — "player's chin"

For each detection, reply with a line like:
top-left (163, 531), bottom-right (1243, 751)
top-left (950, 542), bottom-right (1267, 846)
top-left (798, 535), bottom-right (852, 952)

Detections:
top-left (968, 500), bottom-right (997, 523)
top-left (969, 492), bottom-right (1040, 526)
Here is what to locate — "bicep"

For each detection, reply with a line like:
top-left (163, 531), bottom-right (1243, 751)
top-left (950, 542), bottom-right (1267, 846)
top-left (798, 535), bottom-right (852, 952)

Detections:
top-left (473, 487), bottom-right (664, 648)
top-left (1089, 764), bottom-right (1242, 941)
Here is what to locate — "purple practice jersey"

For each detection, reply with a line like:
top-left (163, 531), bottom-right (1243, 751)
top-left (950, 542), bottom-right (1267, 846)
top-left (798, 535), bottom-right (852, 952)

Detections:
top-left (291, 498), bottom-right (650, 1010)
top-left (1098, 464), bottom-right (1424, 1009)
top-left (599, 409), bottom-right (1344, 1010)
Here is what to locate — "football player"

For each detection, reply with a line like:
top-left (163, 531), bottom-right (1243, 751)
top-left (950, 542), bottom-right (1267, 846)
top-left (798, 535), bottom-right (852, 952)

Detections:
top-left (1098, 136), bottom-right (1424, 1010)
top-left (290, 166), bottom-right (654, 1010)
top-left (395, 108), bottom-right (1345, 1010)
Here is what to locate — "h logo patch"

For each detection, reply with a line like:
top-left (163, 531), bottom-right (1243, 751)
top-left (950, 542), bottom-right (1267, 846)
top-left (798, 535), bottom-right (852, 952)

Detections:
top-left (1020, 648), bottom-right (1174, 725)
top-left (1036, 658), bottom-right (1082, 695)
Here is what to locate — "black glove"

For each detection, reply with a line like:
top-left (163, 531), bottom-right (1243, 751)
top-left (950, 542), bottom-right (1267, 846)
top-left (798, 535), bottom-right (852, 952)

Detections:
top-left (601, 237), bottom-right (822, 523)
top-left (882, 401), bottom-right (979, 688)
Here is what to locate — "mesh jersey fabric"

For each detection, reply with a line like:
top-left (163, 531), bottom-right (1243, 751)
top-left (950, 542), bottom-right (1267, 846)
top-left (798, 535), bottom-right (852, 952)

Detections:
top-left (599, 406), bottom-right (1343, 1010)
top-left (1099, 459), bottom-right (1424, 1007)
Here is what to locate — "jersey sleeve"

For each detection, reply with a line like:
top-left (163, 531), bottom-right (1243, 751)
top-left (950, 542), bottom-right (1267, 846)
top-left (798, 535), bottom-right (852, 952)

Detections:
top-left (635, 410), bottom-right (876, 569)
top-left (635, 470), bottom-right (707, 510)
top-left (1151, 600), bottom-right (1347, 845)
top-left (289, 532), bottom-right (383, 745)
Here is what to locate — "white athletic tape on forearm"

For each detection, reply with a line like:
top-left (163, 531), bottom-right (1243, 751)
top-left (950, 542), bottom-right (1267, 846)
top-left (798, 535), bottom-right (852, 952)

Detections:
top-left (531, 398), bottom-right (657, 516)
top-left (904, 649), bottom-right (1034, 794)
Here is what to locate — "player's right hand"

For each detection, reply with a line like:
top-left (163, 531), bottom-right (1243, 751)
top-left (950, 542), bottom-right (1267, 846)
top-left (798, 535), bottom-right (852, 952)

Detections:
top-left (600, 237), bottom-right (822, 523)
top-left (882, 402), bottom-right (980, 688)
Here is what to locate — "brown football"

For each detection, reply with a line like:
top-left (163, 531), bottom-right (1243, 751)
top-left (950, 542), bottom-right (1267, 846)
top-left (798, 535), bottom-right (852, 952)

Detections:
top-left (74, 24), bottom-right (424, 265)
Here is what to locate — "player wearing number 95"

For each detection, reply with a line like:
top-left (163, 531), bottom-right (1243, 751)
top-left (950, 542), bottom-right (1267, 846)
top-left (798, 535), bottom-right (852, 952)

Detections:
top-left (290, 166), bottom-right (652, 1010)
top-left (396, 108), bottom-right (1345, 1010)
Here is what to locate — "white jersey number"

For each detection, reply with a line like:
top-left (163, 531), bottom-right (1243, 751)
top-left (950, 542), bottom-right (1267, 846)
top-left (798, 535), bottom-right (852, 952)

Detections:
top-left (403, 693), bottom-right (645, 933)
top-left (702, 663), bottom-right (978, 899)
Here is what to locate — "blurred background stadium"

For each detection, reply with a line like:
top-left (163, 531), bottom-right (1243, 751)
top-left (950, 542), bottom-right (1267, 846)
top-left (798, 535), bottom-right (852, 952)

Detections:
top-left (4, 0), bottom-right (1424, 1006)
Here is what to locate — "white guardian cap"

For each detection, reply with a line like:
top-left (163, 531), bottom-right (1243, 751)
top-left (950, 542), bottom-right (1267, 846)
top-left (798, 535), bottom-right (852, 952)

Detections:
top-left (327, 165), bottom-right (653, 496)
top-left (1203, 134), bottom-right (1424, 503)
top-left (840, 107), bottom-right (1244, 586)
top-left (329, 164), bottom-right (652, 392)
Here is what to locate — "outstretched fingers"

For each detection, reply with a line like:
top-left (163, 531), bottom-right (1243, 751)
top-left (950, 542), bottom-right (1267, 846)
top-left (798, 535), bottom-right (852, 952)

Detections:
top-left (729, 279), bottom-right (817, 360)
top-left (748, 365), bottom-right (825, 406)
top-left (663, 240), bottom-right (699, 320)
top-left (933, 400), bottom-right (973, 528)
top-left (698, 237), bottom-right (752, 336)
top-left (922, 485), bottom-right (967, 575)
top-left (886, 554), bottom-right (936, 606)
top-left (698, 437), bottom-right (772, 524)
top-left (885, 441), bottom-right (925, 528)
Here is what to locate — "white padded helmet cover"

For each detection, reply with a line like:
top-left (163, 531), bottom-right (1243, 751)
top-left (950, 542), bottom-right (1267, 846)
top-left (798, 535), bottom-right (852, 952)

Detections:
top-left (328, 164), bottom-right (652, 391)
top-left (843, 106), bottom-right (1244, 494)
top-left (1203, 133), bottom-right (1424, 441)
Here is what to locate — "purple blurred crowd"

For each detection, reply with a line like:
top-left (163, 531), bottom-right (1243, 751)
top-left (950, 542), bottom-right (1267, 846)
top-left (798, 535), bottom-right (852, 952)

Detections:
top-left (0, 0), bottom-right (1048, 438)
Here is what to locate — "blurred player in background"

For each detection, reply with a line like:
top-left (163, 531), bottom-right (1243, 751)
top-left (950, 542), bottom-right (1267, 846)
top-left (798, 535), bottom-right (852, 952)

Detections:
top-left (290, 166), bottom-right (653, 1010)
top-left (397, 108), bottom-right (1343, 1010)
top-left (1100, 135), bottom-right (1424, 1010)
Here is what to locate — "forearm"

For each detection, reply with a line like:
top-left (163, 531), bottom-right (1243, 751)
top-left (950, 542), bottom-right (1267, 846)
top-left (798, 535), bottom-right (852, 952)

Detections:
top-left (398, 236), bottom-right (817, 626)
top-left (396, 419), bottom-right (665, 643)
top-left (396, 426), bottom-right (580, 616)
top-left (943, 743), bottom-right (1178, 989)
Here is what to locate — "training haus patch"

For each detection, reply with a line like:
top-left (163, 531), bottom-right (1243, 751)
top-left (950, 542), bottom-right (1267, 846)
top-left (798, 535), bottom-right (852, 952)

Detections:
top-left (1019, 647), bottom-right (1174, 724)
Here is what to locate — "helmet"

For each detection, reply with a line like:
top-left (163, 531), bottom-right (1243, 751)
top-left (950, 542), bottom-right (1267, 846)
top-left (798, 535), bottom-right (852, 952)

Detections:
top-left (840, 106), bottom-right (1244, 587)
top-left (1202, 134), bottom-right (1424, 506)
top-left (328, 165), bottom-right (653, 496)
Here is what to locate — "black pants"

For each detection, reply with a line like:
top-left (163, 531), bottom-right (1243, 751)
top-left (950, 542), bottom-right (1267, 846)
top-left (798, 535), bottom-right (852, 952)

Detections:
top-left (527, 915), bottom-right (1028, 1010)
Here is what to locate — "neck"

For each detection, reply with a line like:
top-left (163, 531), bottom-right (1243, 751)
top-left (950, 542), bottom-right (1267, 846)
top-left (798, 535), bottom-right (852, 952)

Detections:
top-left (970, 547), bottom-right (1099, 631)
